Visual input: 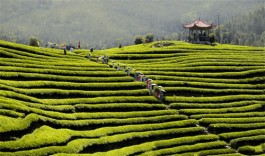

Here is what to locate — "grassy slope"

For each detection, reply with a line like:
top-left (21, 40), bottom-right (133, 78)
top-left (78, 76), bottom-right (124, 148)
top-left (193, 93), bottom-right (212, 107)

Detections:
top-left (0, 40), bottom-right (238, 156)
top-left (91, 41), bottom-right (265, 155)
top-left (1, 40), bottom-right (264, 155)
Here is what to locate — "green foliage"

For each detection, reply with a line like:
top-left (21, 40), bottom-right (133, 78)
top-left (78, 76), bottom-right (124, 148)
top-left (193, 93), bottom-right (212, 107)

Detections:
top-left (230, 135), bottom-right (265, 149)
top-left (238, 144), bottom-right (265, 155)
top-left (222, 5), bottom-right (265, 46)
top-left (191, 111), bottom-right (265, 120)
top-left (75, 103), bottom-right (166, 111)
top-left (179, 104), bottom-right (262, 116)
top-left (134, 35), bottom-right (145, 44)
top-left (197, 148), bottom-right (237, 156)
top-left (1, 40), bottom-right (265, 155)
top-left (200, 117), bottom-right (265, 126)
top-left (145, 33), bottom-right (154, 43)
top-left (140, 141), bottom-right (227, 156)
top-left (0, 119), bottom-right (200, 153)
top-left (209, 123), bottom-right (265, 134)
top-left (209, 34), bottom-right (215, 45)
top-left (238, 146), bottom-right (256, 155)
top-left (219, 129), bottom-right (265, 141)
top-left (93, 40), bottom-right (265, 155)
top-left (29, 36), bottom-right (39, 47)
top-left (0, 1), bottom-right (263, 47)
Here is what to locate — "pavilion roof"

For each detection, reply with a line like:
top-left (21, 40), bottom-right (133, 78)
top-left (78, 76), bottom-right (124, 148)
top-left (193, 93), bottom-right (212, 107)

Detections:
top-left (183, 18), bottom-right (215, 30)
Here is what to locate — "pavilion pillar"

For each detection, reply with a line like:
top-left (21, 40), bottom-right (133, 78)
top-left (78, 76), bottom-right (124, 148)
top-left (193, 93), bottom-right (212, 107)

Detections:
top-left (207, 29), bottom-right (210, 41)
top-left (189, 29), bottom-right (191, 41)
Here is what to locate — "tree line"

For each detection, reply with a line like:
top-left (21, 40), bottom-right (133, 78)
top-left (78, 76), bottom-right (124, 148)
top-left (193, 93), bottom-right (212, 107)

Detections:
top-left (0, 0), bottom-right (264, 48)
top-left (219, 5), bottom-right (265, 46)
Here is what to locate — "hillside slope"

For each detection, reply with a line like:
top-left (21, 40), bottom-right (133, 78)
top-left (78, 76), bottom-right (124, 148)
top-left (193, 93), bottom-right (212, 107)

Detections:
top-left (0, 40), bottom-right (241, 156)
top-left (93, 41), bottom-right (265, 155)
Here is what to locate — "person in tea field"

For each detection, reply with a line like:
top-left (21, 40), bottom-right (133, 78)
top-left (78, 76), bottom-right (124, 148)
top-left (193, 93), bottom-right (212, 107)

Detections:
top-left (160, 89), bottom-right (165, 102)
top-left (134, 70), bottom-right (140, 80)
top-left (70, 47), bottom-right (74, 52)
top-left (136, 73), bottom-right (143, 81)
top-left (123, 65), bottom-right (126, 72)
top-left (117, 63), bottom-right (120, 70)
top-left (127, 68), bottom-right (131, 76)
top-left (88, 53), bottom-right (91, 60)
top-left (62, 44), bottom-right (67, 55)
top-left (142, 75), bottom-right (146, 82)
top-left (78, 41), bottom-right (81, 49)
top-left (151, 84), bottom-right (157, 96)
top-left (155, 86), bottom-right (162, 98)
top-left (104, 56), bottom-right (109, 64)
top-left (146, 79), bottom-right (152, 89)
top-left (134, 70), bottom-right (137, 79)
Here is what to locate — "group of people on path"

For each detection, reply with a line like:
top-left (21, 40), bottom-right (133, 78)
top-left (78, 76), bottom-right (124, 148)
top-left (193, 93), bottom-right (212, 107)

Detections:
top-left (67, 50), bottom-right (166, 102)
top-left (145, 76), bottom-right (166, 102)
top-left (62, 41), bottom-right (81, 55)
top-left (111, 61), bottom-right (166, 102)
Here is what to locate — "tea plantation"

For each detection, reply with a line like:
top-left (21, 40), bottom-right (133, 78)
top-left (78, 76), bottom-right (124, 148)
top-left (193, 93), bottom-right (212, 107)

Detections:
top-left (0, 40), bottom-right (264, 155)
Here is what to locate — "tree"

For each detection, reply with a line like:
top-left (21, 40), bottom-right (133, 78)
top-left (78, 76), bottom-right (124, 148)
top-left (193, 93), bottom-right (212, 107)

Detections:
top-left (145, 33), bottom-right (154, 43)
top-left (209, 34), bottom-right (215, 45)
top-left (134, 35), bottom-right (144, 44)
top-left (260, 31), bottom-right (265, 46)
top-left (29, 36), bottom-right (39, 47)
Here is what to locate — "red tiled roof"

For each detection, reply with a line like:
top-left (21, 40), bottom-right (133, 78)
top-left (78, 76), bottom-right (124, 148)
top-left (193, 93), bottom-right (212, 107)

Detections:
top-left (183, 19), bottom-right (215, 29)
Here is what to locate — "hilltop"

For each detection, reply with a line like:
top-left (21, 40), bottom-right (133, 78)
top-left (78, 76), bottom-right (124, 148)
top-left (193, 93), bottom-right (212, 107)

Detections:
top-left (0, 40), bottom-right (265, 155)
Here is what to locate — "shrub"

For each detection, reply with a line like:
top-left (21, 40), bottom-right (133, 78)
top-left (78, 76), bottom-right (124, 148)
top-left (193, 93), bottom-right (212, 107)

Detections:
top-left (134, 35), bottom-right (145, 44)
top-left (29, 37), bottom-right (40, 47)
top-left (210, 34), bottom-right (215, 45)
top-left (238, 146), bottom-right (256, 155)
top-left (145, 33), bottom-right (154, 43)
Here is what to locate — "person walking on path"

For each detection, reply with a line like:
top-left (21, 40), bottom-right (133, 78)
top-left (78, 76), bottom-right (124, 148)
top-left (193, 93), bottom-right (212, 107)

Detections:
top-left (63, 44), bottom-right (67, 55)
top-left (142, 75), bottom-right (146, 82)
top-left (102, 57), bottom-right (105, 64)
top-left (104, 55), bottom-right (109, 64)
top-left (146, 79), bottom-right (152, 89)
top-left (88, 53), bottom-right (91, 60)
top-left (117, 63), bottom-right (120, 70)
top-left (134, 70), bottom-right (138, 80)
top-left (123, 65), bottom-right (126, 72)
top-left (127, 68), bottom-right (131, 76)
top-left (70, 47), bottom-right (74, 52)
top-left (78, 41), bottom-right (81, 49)
top-left (136, 73), bottom-right (142, 81)
top-left (160, 89), bottom-right (165, 102)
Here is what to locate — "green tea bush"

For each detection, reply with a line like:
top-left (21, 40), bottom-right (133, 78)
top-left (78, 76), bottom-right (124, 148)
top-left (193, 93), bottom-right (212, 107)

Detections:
top-left (139, 141), bottom-right (227, 156)
top-left (230, 135), bottom-right (265, 149)
top-left (219, 129), bottom-right (265, 141)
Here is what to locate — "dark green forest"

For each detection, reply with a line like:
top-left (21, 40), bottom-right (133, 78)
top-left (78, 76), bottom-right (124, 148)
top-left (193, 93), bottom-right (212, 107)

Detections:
top-left (0, 0), bottom-right (264, 48)
top-left (221, 5), bottom-right (265, 46)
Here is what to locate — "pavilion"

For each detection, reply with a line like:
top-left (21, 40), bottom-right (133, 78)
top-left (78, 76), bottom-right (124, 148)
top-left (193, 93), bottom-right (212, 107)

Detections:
top-left (183, 18), bottom-right (216, 44)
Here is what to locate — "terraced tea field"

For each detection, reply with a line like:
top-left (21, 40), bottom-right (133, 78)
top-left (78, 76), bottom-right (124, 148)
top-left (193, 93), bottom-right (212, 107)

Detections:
top-left (93, 41), bottom-right (265, 155)
top-left (0, 40), bottom-right (264, 156)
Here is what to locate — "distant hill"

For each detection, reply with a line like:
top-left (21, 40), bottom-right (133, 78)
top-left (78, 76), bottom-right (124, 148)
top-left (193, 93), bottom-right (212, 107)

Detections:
top-left (221, 5), bottom-right (265, 46)
top-left (0, 0), bottom-right (264, 48)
